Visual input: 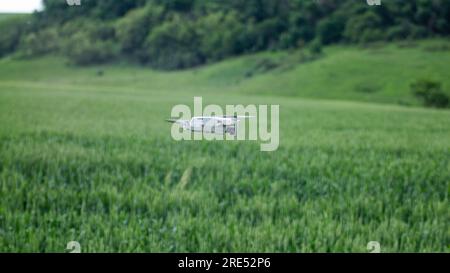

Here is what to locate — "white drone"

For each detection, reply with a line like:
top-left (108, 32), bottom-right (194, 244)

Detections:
top-left (166, 115), bottom-right (254, 136)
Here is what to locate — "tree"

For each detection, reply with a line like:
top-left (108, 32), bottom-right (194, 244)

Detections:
top-left (20, 28), bottom-right (60, 57)
top-left (0, 16), bottom-right (30, 57)
top-left (317, 15), bottom-right (345, 45)
top-left (195, 11), bottom-right (242, 61)
top-left (143, 15), bottom-right (203, 69)
top-left (344, 11), bottom-right (384, 43)
top-left (411, 79), bottom-right (449, 108)
top-left (115, 4), bottom-right (164, 54)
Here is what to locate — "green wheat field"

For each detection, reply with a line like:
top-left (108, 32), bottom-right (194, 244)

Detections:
top-left (0, 40), bottom-right (449, 252)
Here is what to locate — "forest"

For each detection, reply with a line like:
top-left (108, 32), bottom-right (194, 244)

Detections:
top-left (1, 0), bottom-right (449, 69)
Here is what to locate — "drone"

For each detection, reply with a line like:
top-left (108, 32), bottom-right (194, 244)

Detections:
top-left (166, 115), bottom-right (254, 136)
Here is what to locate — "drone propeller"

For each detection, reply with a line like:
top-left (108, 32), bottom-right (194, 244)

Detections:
top-left (222, 115), bottom-right (255, 119)
top-left (165, 119), bottom-right (178, 123)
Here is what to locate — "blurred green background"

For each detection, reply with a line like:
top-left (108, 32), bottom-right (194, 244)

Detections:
top-left (0, 0), bottom-right (449, 252)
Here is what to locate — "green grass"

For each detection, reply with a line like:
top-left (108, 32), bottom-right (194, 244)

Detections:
top-left (0, 13), bottom-right (29, 23)
top-left (0, 40), bottom-right (449, 252)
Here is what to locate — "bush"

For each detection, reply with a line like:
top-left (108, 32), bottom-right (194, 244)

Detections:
top-left (309, 39), bottom-right (323, 55)
top-left (143, 15), bottom-right (204, 70)
top-left (317, 15), bottom-right (345, 45)
top-left (115, 4), bottom-right (164, 54)
top-left (0, 16), bottom-right (30, 57)
top-left (386, 21), bottom-right (428, 41)
top-left (19, 28), bottom-right (60, 57)
top-left (59, 20), bottom-right (119, 66)
top-left (253, 18), bottom-right (287, 50)
top-left (411, 79), bottom-right (449, 108)
top-left (195, 11), bottom-right (243, 62)
top-left (63, 31), bottom-right (119, 66)
top-left (344, 12), bottom-right (384, 44)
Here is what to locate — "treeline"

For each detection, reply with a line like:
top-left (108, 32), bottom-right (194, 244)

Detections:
top-left (1, 0), bottom-right (449, 69)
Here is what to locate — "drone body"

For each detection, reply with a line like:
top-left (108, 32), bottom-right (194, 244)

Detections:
top-left (166, 116), bottom-right (253, 136)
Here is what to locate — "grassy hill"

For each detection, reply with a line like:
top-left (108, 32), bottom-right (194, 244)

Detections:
top-left (1, 39), bottom-right (449, 106)
top-left (0, 13), bottom-right (28, 22)
top-left (0, 40), bottom-right (449, 252)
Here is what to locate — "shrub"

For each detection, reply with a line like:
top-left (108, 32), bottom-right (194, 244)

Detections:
top-left (63, 31), bottom-right (119, 66)
top-left (195, 11), bottom-right (243, 62)
top-left (386, 21), bottom-right (428, 41)
top-left (354, 82), bottom-right (381, 93)
top-left (411, 79), bottom-right (449, 108)
top-left (19, 28), bottom-right (60, 57)
top-left (309, 39), bottom-right (323, 55)
top-left (317, 15), bottom-right (345, 45)
top-left (253, 18), bottom-right (287, 50)
top-left (60, 20), bottom-right (119, 66)
top-left (0, 16), bottom-right (30, 57)
top-left (143, 15), bottom-right (204, 70)
top-left (344, 12), bottom-right (384, 44)
top-left (115, 4), bottom-right (164, 55)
